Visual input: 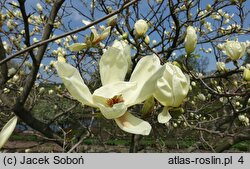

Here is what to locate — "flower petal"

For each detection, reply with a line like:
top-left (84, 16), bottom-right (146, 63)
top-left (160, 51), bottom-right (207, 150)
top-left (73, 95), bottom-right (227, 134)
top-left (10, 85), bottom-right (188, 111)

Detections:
top-left (98, 102), bottom-right (127, 119)
top-left (82, 19), bottom-right (98, 37)
top-left (99, 26), bottom-right (111, 41)
top-left (93, 81), bottom-right (137, 99)
top-left (68, 43), bottom-right (87, 52)
top-left (171, 65), bottom-right (190, 107)
top-left (153, 69), bottom-right (173, 106)
top-left (124, 54), bottom-right (164, 106)
top-left (115, 112), bottom-right (152, 135)
top-left (99, 47), bottom-right (129, 85)
top-left (154, 63), bottom-right (190, 107)
top-left (158, 107), bottom-right (172, 123)
top-left (112, 40), bottom-right (131, 70)
top-left (0, 116), bottom-right (17, 149)
top-left (54, 62), bottom-right (95, 107)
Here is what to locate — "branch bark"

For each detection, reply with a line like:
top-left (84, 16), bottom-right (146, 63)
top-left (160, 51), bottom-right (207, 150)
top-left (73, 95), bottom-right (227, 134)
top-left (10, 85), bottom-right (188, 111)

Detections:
top-left (12, 0), bottom-right (65, 146)
top-left (0, 37), bottom-right (8, 85)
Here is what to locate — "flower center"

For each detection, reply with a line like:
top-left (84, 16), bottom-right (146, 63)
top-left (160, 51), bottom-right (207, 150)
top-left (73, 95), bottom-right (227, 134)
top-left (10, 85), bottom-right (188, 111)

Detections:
top-left (106, 95), bottom-right (124, 107)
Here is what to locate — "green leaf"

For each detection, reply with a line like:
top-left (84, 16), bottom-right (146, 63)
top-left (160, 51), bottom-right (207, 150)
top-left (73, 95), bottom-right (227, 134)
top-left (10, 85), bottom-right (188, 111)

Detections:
top-left (169, 107), bottom-right (185, 118)
top-left (68, 43), bottom-right (87, 52)
top-left (194, 54), bottom-right (200, 59)
top-left (141, 96), bottom-right (155, 116)
top-left (90, 32), bottom-right (95, 42)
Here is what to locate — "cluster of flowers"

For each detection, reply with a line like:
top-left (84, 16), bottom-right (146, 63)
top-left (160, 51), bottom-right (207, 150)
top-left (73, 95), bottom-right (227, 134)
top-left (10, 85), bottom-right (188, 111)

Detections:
top-left (54, 40), bottom-right (190, 136)
top-left (238, 114), bottom-right (250, 126)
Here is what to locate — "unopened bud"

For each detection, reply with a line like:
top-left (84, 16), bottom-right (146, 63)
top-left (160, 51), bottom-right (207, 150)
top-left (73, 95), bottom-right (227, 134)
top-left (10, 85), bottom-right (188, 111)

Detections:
top-left (134, 19), bottom-right (148, 37)
top-left (144, 35), bottom-right (150, 45)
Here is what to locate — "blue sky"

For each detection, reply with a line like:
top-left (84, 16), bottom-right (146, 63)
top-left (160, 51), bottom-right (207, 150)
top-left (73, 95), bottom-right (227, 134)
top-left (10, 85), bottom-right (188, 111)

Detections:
top-left (3, 0), bottom-right (250, 75)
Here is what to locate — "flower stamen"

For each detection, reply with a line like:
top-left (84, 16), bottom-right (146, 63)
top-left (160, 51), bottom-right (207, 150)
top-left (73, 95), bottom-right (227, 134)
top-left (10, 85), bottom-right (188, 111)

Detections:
top-left (106, 95), bottom-right (124, 107)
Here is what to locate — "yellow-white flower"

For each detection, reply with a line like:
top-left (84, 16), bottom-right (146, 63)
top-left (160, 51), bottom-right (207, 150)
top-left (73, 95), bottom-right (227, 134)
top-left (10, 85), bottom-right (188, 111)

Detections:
top-left (154, 64), bottom-right (190, 123)
top-left (83, 20), bottom-right (111, 45)
top-left (55, 41), bottom-right (165, 135)
top-left (69, 20), bottom-right (111, 52)
top-left (216, 62), bottom-right (227, 72)
top-left (134, 19), bottom-right (148, 37)
top-left (221, 40), bottom-right (246, 61)
top-left (0, 116), bottom-right (17, 149)
top-left (184, 26), bottom-right (197, 54)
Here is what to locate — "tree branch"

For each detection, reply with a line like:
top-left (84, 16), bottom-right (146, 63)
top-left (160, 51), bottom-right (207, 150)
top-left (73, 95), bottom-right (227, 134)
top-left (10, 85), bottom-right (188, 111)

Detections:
top-left (0, 0), bottom-right (139, 65)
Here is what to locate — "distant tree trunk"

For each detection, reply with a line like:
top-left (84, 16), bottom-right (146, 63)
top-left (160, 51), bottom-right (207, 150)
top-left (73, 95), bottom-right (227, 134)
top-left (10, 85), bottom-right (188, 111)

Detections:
top-left (129, 134), bottom-right (142, 153)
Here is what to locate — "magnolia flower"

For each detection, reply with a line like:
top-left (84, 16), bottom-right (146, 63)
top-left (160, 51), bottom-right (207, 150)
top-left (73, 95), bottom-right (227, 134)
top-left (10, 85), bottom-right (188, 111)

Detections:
top-left (134, 19), bottom-right (148, 37)
top-left (216, 62), bottom-right (227, 72)
top-left (153, 63), bottom-right (190, 123)
top-left (69, 20), bottom-right (111, 51)
top-left (55, 41), bottom-right (165, 135)
top-left (184, 26), bottom-right (197, 54)
top-left (221, 40), bottom-right (246, 60)
top-left (0, 116), bottom-right (17, 149)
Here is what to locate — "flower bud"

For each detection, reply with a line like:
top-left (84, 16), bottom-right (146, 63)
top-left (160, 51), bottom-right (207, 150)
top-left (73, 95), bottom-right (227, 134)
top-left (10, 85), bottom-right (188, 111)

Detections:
top-left (144, 35), bottom-right (150, 45)
top-left (216, 62), bottom-right (227, 72)
top-left (152, 40), bottom-right (157, 45)
top-left (58, 56), bottom-right (66, 63)
top-left (156, 0), bottom-right (163, 4)
top-left (184, 26), bottom-right (197, 54)
top-left (122, 33), bottom-right (128, 39)
top-left (173, 123), bottom-right (178, 128)
top-left (197, 93), bottom-right (206, 101)
top-left (107, 15), bottom-right (117, 27)
top-left (8, 68), bottom-right (16, 77)
top-left (39, 87), bottom-right (45, 93)
top-left (0, 116), bottom-right (18, 149)
top-left (36, 3), bottom-right (43, 12)
top-left (243, 68), bottom-right (250, 81)
top-left (48, 89), bottom-right (54, 95)
top-left (206, 4), bottom-right (212, 11)
top-left (191, 81), bottom-right (196, 87)
top-left (134, 19), bottom-right (148, 37)
top-left (238, 114), bottom-right (247, 123)
top-left (12, 75), bottom-right (19, 82)
top-left (217, 43), bottom-right (224, 50)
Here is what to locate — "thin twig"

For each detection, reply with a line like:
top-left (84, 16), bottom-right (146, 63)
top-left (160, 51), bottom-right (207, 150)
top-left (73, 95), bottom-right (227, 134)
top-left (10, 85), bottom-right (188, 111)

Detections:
top-left (0, 0), bottom-right (139, 65)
